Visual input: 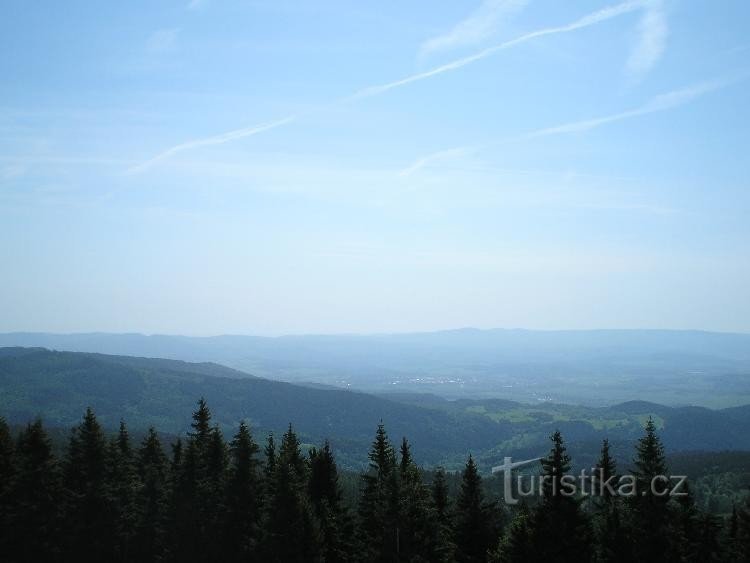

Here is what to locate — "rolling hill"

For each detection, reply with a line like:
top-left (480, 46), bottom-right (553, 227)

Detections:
top-left (1, 329), bottom-right (749, 407)
top-left (2, 346), bottom-right (749, 469)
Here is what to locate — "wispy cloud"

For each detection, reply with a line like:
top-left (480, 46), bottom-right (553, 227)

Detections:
top-left (399, 147), bottom-right (475, 176)
top-left (351, 0), bottom-right (643, 100)
top-left (146, 28), bottom-right (180, 53)
top-left (186, 0), bottom-right (206, 11)
top-left (626, 0), bottom-right (668, 80)
top-left (419, 0), bottom-right (528, 58)
top-left (132, 1), bottom-right (642, 172)
top-left (1, 164), bottom-right (27, 181)
top-left (127, 116), bottom-right (296, 174)
top-left (527, 78), bottom-right (736, 137)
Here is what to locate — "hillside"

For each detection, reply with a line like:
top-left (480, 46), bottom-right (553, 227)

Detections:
top-left (2, 347), bottom-right (750, 469)
top-left (0, 347), bottom-right (501, 466)
top-left (2, 329), bottom-right (749, 407)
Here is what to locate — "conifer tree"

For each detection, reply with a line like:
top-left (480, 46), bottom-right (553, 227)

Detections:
top-left (223, 421), bottom-right (262, 560)
top-left (197, 426), bottom-right (228, 560)
top-left (309, 440), bottom-right (353, 562)
top-left (592, 439), bottom-right (630, 563)
top-left (105, 420), bottom-right (140, 560)
top-left (63, 407), bottom-right (116, 560)
top-left (531, 430), bottom-right (592, 563)
top-left (492, 503), bottom-right (534, 563)
top-left (397, 438), bottom-right (449, 562)
top-left (7, 419), bottom-right (62, 562)
top-left (454, 454), bottom-right (496, 563)
top-left (629, 417), bottom-right (671, 562)
top-left (674, 483), bottom-right (722, 563)
top-left (265, 433), bottom-right (277, 477)
top-left (358, 422), bottom-right (399, 562)
top-left (399, 436), bottom-right (413, 475)
top-left (135, 427), bottom-right (170, 562)
top-left (263, 423), bottom-right (321, 562)
top-left (432, 467), bottom-right (450, 524)
top-left (172, 399), bottom-right (227, 562)
top-left (0, 417), bottom-right (15, 555)
top-left (171, 437), bottom-right (183, 470)
top-left (735, 496), bottom-right (750, 562)
top-left (189, 397), bottom-right (212, 443)
top-left (430, 466), bottom-right (458, 560)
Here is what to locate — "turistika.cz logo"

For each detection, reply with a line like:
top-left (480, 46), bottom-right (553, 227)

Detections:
top-left (491, 456), bottom-right (688, 505)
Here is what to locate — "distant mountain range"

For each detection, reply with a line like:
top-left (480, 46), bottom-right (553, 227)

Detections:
top-left (1, 329), bottom-right (749, 407)
top-left (1, 347), bottom-right (749, 470)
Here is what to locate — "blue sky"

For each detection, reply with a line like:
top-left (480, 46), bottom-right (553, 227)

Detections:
top-left (1, 0), bottom-right (749, 335)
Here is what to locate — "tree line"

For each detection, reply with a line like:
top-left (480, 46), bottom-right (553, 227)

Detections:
top-left (0, 399), bottom-right (749, 562)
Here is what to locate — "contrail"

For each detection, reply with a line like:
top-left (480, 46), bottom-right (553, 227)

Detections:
top-left (131, 1), bottom-right (643, 172)
top-left (127, 115), bottom-right (296, 174)
top-left (526, 78), bottom-right (735, 137)
top-left (350, 0), bottom-right (643, 100)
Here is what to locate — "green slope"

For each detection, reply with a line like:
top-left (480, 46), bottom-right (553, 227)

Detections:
top-left (2, 347), bottom-right (750, 470)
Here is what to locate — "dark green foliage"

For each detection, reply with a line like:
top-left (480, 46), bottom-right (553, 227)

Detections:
top-left (263, 424), bottom-right (321, 562)
top-left (6, 419), bottom-right (62, 562)
top-left (223, 421), bottom-right (262, 560)
top-left (357, 422), bottom-right (399, 562)
top-left (592, 439), bottom-right (630, 563)
top-left (629, 417), bottom-right (672, 562)
top-left (0, 400), bottom-right (745, 563)
top-left (105, 420), bottom-right (140, 560)
top-left (530, 430), bottom-right (592, 563)
top-left (63, 407), bottom-right (117, 560)
top-left (674, 483), bottom-right (723, 562)
top-left (733, 496), bottom-right (750, 562)
top-left (454, 454), bottom-right (498, 562)
top-left (172, 400), bottom-right (228, 562)
top-left (491, 503), bottom-right (533, 563)
top-left (397, 438), bottom-right (451, 562)
top-left (6, 348), bottom-right (750, 473)
top-left (309, 440), bottom-right (354, 562)
top-left (265, 432), bottom-right (277, 478)
top-left (0, 417), bottom-right (15, 555)
top-left (134, 427), bottom-right (170, 561)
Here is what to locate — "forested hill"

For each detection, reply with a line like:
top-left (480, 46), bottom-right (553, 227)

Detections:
top-left (0, 347), bottom-right (500, 465)
top-left (2, 347), bottom-right (750, 468)
top-left (3, 329), bottom-right (750, 407)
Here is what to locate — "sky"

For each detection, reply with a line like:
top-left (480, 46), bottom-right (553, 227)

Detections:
top-left (1, 0), bottom-right (749, 335)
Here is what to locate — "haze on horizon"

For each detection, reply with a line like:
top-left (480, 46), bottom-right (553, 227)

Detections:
top-left (2, 1), bottom-right (749, 336)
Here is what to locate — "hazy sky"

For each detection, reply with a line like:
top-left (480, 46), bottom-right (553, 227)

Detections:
top-left (1, 0), bottom-right (749, 335)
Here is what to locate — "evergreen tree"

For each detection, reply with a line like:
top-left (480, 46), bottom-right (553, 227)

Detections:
top-left (171, 399), bottom-right (228, 562)
top-left (171, 437), bottom-right (183, 471)
top-left (432, 467), bottom-right (452, 528)
top-left (592, 439), bottom-right (630, 563)
top-left (309, 440), bottom-right (354, 562)
top-left (491, 503), bottom-right (534, 563)
top-left (454, 454), bottom-right (496, 563)
top-left (397, 438), bottom-right (450, 562)
top-left (357, 422), bottom-right (399, 562)
top-left (399, 436), bottom-right (413, 475)
top-left (105, 420), bottom-right (140, 561)
top-left (531, 431), bottom-right (592, 563)
top-left (134, 427), bottom-right (170, 561)
top-left (6, 419), bottom-right (62, 562)
top-left (223, 421), bottom-right (262, 561)
top-left (629, 417), bottom-right (672, 563)
top-left (734, 495), bottom-right (750, 562)
top-left (0, 417), bottom-right (15, 556)
top-left (189, 397), bottom-right (212, 443)
top-left (263, 423), bottom-right (321, 562)
top-left (63, 407), bottom-right (117, 561)
top-left (196, 426), bottom-right (228, 561)
top-left (265, 432), bottom-right (277, 477)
